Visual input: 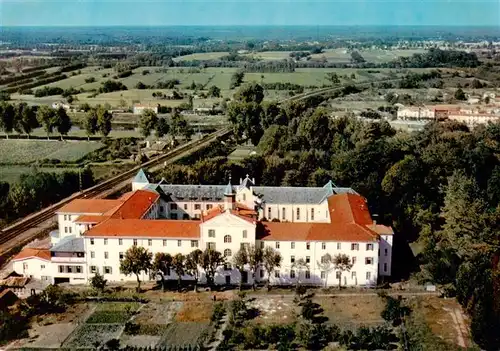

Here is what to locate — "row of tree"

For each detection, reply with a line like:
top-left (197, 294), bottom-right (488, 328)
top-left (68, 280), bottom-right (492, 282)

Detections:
top-left (137, 108), bottom-right (193, 140)
top-left (0, 102), bottom-right (72, 139)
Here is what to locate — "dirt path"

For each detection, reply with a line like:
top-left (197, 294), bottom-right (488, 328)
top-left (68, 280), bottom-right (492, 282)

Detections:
top-left (205, 314), bottom-right (229, 351)
top-left (445, 307), bottom-right (468, 348)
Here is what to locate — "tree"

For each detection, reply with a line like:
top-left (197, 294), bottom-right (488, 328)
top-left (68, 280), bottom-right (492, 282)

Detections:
top-left (36, 105), bottom-right (56, 140)
top-left (317, 254), bottom-right (335, 288)
top-left (247, 244), bottom-right (263, 290)
top-left (119, 246), bottom-right (153, 292)
top-left (170, 110), bottom-right (192, 140)
top-left (54, 107), bottom-right (72, 140)
top-left (139, 109), bottom-right (158, 139)
top-left (84, 108), bottom-right (98, 141)
top-left (326, 72), bottom-right (340, 85)
top-left (234, 82), bottom-right (264, 104)
top-left (230, 70), bottom-right (245, 89)
top-left (333, 254), bottom-right (353, 289)
top-left (153, 252), bottom-right (172, 291)
top-left (292, 258), bottom-right (309, 287)
top-left (454, 88), bottom-right (466, 101)
top-left (172, 253), bottom-right (186, 291)
top-left (208, 85), bottom-right (221, 98)
top-left (156, 117), bottom-right (170, 138)
top-left (0, 102), bottom-right (15, 139)
top-left (200, 249), bottom-right (225, 287)
top-left (15, 103), bottom-right (37, 138)
top-left (233, 246), bottom-right (249, 290)
top-left (351, 51), bottom-right (366, 64)
top-left (89, 271), bottom-right (107, 294)
top-left (96, 105), bottom-right (112, 137)
top-left (185, 249), bottom-right (203, 292)
top-left (262, 247), bottom-right (282, 291)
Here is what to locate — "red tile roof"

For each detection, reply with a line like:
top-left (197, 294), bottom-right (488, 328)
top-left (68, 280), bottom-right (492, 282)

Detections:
top-left (12, 248), bottom-right (51, 262)
top-left (257, 193), bottom-right (380, 242)
top-left (58, 199), bottom-right (122, 215)
top-left (109, 190), bottom-right (160, 219)
top-left (367, 224), bottom-right (394, 235)
top-left (84, 219), bottom-right (199, 238)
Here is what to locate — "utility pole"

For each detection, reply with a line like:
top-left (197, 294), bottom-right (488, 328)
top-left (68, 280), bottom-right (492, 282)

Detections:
top-left (78, 167), bottom-right (82, 192)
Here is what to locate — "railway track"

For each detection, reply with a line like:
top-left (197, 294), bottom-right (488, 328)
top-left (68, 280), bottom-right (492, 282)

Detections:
top-left (0, 128), bottom-right (231, 255)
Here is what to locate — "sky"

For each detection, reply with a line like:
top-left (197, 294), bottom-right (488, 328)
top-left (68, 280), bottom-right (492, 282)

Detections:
top-left (1, 0), bottom-right (499, 27)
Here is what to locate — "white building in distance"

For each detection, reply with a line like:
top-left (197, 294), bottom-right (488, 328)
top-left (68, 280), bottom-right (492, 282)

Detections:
top-left (133, 104), bottom-right (159, 115)
top-left (12, 171), bottom-right (394, 288)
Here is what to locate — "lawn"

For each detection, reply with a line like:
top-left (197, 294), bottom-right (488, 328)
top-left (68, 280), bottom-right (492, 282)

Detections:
top-left (0, 165), bottom-right (79, 184)
top-left (0, 139), bottom-right (104, 163)
top-left (228, 145), bottom-right (257, 161)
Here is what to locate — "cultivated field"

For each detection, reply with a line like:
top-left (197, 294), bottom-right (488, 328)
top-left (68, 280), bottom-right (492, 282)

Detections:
top-left (0, 165), bottom-right (79, 184)
top-left (173, 51), bottom-right (230, 61)
top-left (0, 139), bottom-right (103, 163)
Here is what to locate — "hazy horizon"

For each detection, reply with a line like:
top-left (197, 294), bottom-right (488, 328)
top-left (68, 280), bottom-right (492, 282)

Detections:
top-left (2, 0), bottom-right (499, 27)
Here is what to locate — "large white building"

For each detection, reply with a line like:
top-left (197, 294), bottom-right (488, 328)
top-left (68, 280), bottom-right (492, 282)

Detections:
top-left (12, 171), bottom-right (394, 288)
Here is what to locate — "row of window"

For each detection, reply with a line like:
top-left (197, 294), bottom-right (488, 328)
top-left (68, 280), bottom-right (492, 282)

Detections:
top-left (58, 265), bottom-right (83, 274)
top-left (267, 207), bottom-right (315, 221)
top-left (169, 203), bottom-right (214, 211)
top-left (63, 226), bottom-right (73, 234)
top-left (273, 270), bottom-right (374, 280)
top-left (90, 266), bottom-right (112, 274)
top-left (207, 230), bottom-right (248, 240)
top-left (90, 238), bottom-right (199, 248)
top-left (63, 215), bottom-right (73, 221)
top-left (271, 242), bottom-right (379, 252)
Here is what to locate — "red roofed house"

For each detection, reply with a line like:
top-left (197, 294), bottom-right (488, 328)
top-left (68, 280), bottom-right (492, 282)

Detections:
top-left (13, 171), bottom-right (393, 287)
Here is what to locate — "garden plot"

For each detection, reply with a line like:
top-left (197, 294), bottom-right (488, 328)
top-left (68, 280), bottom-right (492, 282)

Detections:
top-left (249, 297), bottom-right (298, 324)
top-left (134, 301), bottom-right (183, 325)
top-left (63, 323), bottom-right (123, 349)
top-left (18, 323), bottom-right (76, 349)
top-left (175, 301), bottom-right (213, 322)
top-left (315, 295), bottom-right (386, 328)
top-left (157, 322), bottom-right (212, 349)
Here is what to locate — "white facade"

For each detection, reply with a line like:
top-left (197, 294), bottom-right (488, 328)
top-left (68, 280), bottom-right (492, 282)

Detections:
top-left (13, 173), bottom-right (394, 288)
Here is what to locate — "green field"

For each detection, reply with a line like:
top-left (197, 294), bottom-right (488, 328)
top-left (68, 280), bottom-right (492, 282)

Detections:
top-left (0, 139), bottom-right (103, 163)
top-left (0, 165), bottom-right (79, 183)
top-left (310, 48), bottom-right (426, 63)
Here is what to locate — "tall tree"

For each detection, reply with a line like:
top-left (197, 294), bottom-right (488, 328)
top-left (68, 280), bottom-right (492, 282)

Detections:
top-left (200, 249), bottom-right (225, 287)
top-left (36, 105), bottom-right (56, 140)
top-left (96, 105), bottom-right (112, 137)
top-left (139, 109), bottom-right (158, 139)
top-left (172, 253), bottom-right (186, 291)
top-left (317, 254), bottom-right (335, 288)
top-left (171, 110), bottom-right (192, 140)
top-left (185, 249), bottom-right (203, 292)
top-left (156, 117), bottom-right (170, 138)
top-left (54, 107), bottom-right (72, 140)
top-left (0, 102), bottom-right (15, 139)
top-left (15, 103), bottom-right (37, 138)
top-left (233, 246), bottom-right (249, 290)
top-left (153, 252), bottom-right (172, 291)
top-left (262, 246), bottom-right (282, 291)
top-left (208, 85), bottom-right (221, 98)
top-left (333, 254), bottom-right (353, 289)
top-left (119, 246), bottom-right (153, 292)
top-left (83, 108), bottom-right (98, 141)
top-left (292, 258), bottom-right (309, 287)
top-left (89, 271), bottom-right (107, 294)
top-left (247, 244), bottom-right (263, 290)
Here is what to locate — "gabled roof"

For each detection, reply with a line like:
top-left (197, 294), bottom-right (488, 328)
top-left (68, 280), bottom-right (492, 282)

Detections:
top-left (12, 248), bottom-right (51, 262)
top-left (133, 169), bottom-right (150, 184)
top-left (257, 193), bottom-right (380, 242)
top-left (201, 206), bottom-right (256, 224)
top-left (57, 199), bottom-right (122, 215)
top-left (109, 190), bottom-right (160, 219)
top-left (84, 219), bottom-right (199, 238)
top-left (239, 175), bottom-right (255, 190)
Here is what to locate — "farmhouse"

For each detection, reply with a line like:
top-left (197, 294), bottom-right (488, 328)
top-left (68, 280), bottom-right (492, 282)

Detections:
top-left (13, 171), bottom-right (393, 288)
top-left (133, 104), bottom-right (159, 115)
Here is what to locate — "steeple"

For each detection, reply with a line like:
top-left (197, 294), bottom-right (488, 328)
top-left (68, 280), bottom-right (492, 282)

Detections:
top-left (224, 176), bottom-right (235, 211)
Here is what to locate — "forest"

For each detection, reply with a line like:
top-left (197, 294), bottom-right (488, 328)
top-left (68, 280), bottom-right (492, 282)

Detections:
top-left (159, 83), bottom-right (500, 349)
